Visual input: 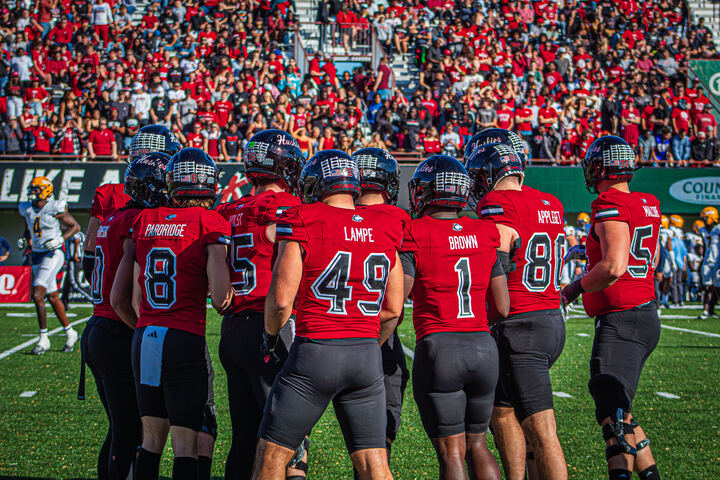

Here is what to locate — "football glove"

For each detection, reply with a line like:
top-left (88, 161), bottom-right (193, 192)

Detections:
top-left (17, 237), bottom-right (27, 249)
top-left (564, 245), bottom-right (587, 263)
top-left (561, 278), bottom-right (584, 306)
top-left (43, 237), bottom-right (64, 251)
top-left (261, 330), bottom-right (280, 364)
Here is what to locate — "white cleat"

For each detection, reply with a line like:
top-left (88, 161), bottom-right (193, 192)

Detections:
top-left (700, 311), bottom-right (710, 320)
top-left (63, 329), bottom-right (78, 353)
top-left (31, 339), bottom-right (50, 355)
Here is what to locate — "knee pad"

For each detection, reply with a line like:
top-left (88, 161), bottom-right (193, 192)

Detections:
top-left (602, 409), bottom-right (637, 459)
top-left (629, 418), bottom-right (651, 451)
top-left (288, 437), bottom-right (310, 473)
top-left (588, 374), bottom-right (631, 424)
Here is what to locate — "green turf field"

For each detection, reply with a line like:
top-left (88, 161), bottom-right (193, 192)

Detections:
top-left (0, 303), bottom-right (718, 479)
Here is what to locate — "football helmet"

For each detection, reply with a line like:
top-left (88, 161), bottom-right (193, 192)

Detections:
top-left (693, 219), bottom-right (706, 235)
top-left (577, 212), bottom-right (590, 225)
top-left (701, 206), bottom-right (719, 226)
top-left (129, 124), bottom-right (182, 159)
top-left (581, 135), bottom-right (636, 194)
top-left (661, 215), bottom-right (669, 229)
top-left (352, 147), bottom-right (400, 205)
top-left (124, 152), bottom-right (171, 207)
top-left (243, 129), bottom-right (304, 193)
top-left (669, 214), bottom-right (683, 228)
top-left (464, 128), bottom-right (528, 167)
top-left (28, 176), bottom-right (53, 204)
top-left (298, 149), bottom-right (361, 204)
top-left (166, 148), bottom-right (219, 200)
top-left (465, 142), bottom-right (524, 201)
top-left (408, 155), bottom-right (471, 216)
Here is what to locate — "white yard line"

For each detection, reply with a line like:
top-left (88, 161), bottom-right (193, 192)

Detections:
top-left (7, 312), bottom-right (77, 318)
top-left (552, 391), bottom-right (572, 398)
top-left (402, 344), bottom-right (415, 360)
top-left (660, 324), bottom-right (720, 338)
top-left (0, 316), bottom-right (91, 360)
top-left (656, 392), bottom-right (680, 399)
top-left (0, 302), bottom-right (94, 308)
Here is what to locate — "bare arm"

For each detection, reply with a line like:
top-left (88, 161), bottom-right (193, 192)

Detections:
top-left (486, 270), bottom-right (510, 324)
top-left (207, 243), bottom-right (232, 313)
top-left (496, 223), bottom-right (519, 252)
top-left (85, 216), bottom-right (101, 252)
top-left (379, 252), bottom-right (404, 345)
top-left (132, 262), bottom-right (141, 318)
top-left (265, 240), bottom-right (303, 335)
top-left (579, 221), bottom-right (630, 292)
top-left (57, 211), bottom-right (81, 240)
top-left (110, 238), bottom-right (138, 329)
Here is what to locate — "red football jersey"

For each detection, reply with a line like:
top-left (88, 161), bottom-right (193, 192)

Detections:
top-left (90, 183), bottom-right (131, 222)
top-left (276, 203), bottom-right (402, 340)
top-left (583, 189), bottom-right (661, 317)
top-left (357, 203), bottom-right (411, 227)
top-left (91, 208), bottom-right (141, 321)
top-left (216, 190), bottom-right (302, 313)
top-left (478, 186), bottom-right (565, 315)
top-left (133, 206), bottom-right (231, 336)
top-left (402, 215), bottom-right (500, 340)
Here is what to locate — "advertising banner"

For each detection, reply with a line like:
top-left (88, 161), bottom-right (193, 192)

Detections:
top-left (0, 162), bottom-right (717, 215)
top-left (0, 266), bottom-right (31, 303)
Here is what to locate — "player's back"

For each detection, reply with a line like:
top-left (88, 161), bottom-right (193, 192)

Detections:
top-left (90, 183), bottom-right (131, 222)
top-left (216, 190), bottom-right (301, 313)
top-left (276, 202), bottom-right (402, 339)
top-left (478, 185), bottom-right (565, 315)
top-left (584, 189), bottom-right (661, 317)
top-left (91, 208), bottom-right (141, 321)
top-left (357, 203), bottom-right (411, 226)
top-left (133, 206), bottom-right (231, 335)
top-left (402, 214), bottom-right (499, 340)
top-left (19, 198), bottom-right (66, 252)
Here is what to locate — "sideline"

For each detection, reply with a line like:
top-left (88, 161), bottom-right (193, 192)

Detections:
top-left (660, 324), bottom-right (720, 338)
top-left (0, 316), bottom-right (92, 360)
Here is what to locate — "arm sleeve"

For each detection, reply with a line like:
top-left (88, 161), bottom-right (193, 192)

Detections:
top-left (90, 188), bottom-right (105, 220)
top-left (202, 211), bottom-right (232, 246)
top-left (399, 251), bottom-right (416, 278)
top-left (477, 192), bottom-right (520, 231)
top-left (591, 196), bottom-right (630, 224)
top-left (491, 250), bottom-right (506, 278)
top-left (52, 200), bottom-right (68, 216)
top-left (276, 206), bottom-right (310, 251)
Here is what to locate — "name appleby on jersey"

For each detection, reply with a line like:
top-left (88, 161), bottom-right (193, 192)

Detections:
top-left (144, 223), bottom-right (188, 237)
top-left (538, 209), bottom-right (563, 224)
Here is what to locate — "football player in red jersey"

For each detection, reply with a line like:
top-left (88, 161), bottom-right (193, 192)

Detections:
top-left (467, 141), bottom-right (568, 480)
top-left (82, 152), bottom-right (169, 480)
top-left (353, 147), bottom-right (409, 471)
top-left (254, 150), bottom-right (404, 480)
top-left (82, 124), bottom-right (181, 283)
top-left (111, 148), bottom-right (232, 480)
top-left (401, 155), bottom-right (508, 480)
top-left (562, 136), bottom-right (662, 480)
top-left (215, 129), bottom-right (306, 480)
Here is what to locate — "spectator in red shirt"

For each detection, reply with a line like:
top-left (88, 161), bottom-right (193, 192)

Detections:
top-left (336, 4), bottom-right (357, 54)
top-left (695, 104), bottom-right (718, 138)
top-left (671, 99), bottom-right (692, 135)
top-left (87, 118), bottom-right (117, 160)
top-left (30, 119), bottom-right (54, 154)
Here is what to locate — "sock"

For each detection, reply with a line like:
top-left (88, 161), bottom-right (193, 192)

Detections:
top-left (197, 456), bottom-right (211, 480)
top-left (609, 469), bottom-right (632, 480)
top-left (638, 465), bottom-right (661, 479)
top-left (39, 329), bottom-right (48, 343)
top-left (135, 448), bottom-right (162, 480)
top-left (63, 325), bottom-right (73, 333)
top-left (172, 457), bottom-right (198, 480)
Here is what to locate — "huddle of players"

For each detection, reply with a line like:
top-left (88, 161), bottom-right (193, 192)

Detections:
top-left (76, 122), bottom-right (663, 480)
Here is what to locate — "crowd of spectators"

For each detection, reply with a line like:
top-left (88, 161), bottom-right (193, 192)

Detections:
top-left (0, 0), bottom-right (719, 167)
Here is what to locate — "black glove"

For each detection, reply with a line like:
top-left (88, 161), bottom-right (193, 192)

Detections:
top-left (564, 245), bottom-right (587, 263)
top-left (561, 278), bottom-right (585, 306)
top-left (82, 251), bottom-right (95, 281)
top-left (261, 330), bottom-right (280, 364)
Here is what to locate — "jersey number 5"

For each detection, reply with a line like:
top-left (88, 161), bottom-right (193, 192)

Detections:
top-left (231, 233), bottom-right (256, 295)
top-left (628, 225), bottom-right (654, 278)
top-left (523, 233), bottom-right (566, 292)
top-left (312, 251), bottom-right (391, 315)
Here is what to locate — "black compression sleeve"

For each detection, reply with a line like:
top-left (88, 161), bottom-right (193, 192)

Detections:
top-left (492, 251), bottom-right (506, 277)
top-left (82, 251), bottom-right (95, 280)
top-left (399, 251), bottom-right (416, 278)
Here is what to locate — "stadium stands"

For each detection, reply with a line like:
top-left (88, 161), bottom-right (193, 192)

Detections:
top-left (0, 0), bottom-right (719, 166)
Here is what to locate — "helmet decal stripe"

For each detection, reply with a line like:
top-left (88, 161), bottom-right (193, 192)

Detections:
top-left (436, 171), bottom-right (471, 194)
top-left (602, 144), bottom-right (635, 168)
top-left (320, 157), bottom-right (360, 179)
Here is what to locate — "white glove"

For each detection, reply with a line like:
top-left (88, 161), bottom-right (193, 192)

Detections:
top-left (17, 238), bottom-right (27, 249)
top-left (43, 237), bottom-right (64, 251)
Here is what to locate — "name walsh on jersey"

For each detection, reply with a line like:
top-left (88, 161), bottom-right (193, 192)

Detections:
top-left (144, 223), bottom-right (188, 237)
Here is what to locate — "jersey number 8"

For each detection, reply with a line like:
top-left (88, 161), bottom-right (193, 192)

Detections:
top-left (523, 233), bottom-right (566, 292)
top-left (144, 248), bottom-right (177, 309)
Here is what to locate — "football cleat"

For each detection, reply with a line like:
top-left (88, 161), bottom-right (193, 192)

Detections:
top-left (63, 329), bottom-right (78, 353)
top-left (31, 339), bottom-right (50, 355)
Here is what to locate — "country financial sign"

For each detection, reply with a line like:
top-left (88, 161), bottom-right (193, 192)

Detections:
top-left (669, 177), bottom-right (720, 205)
